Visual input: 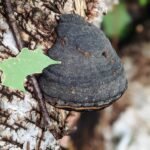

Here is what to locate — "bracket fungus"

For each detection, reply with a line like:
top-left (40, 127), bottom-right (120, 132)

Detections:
top-left (38, 14), bottom-right (127, 111)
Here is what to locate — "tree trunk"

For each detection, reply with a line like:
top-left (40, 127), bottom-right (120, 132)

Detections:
top-left (0, 0), bottom-right (118, 149)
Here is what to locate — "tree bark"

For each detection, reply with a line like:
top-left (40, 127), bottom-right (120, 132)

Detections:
top-left (0, 0), bottom-right (118, 149)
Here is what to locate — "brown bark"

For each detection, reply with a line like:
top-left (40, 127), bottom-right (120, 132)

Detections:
top-left (0, 0), bottom-right (118, 149)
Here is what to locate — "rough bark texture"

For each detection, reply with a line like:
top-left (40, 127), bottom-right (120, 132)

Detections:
top-left (0, 0), bottom-right (119, 149)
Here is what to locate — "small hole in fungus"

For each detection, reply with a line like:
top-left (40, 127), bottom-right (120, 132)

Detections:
top-left (102, 51), bottom-right (107, 58)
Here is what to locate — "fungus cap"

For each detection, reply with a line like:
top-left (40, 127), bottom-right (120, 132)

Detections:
top-left (39, 14), bottom-right (127, 110)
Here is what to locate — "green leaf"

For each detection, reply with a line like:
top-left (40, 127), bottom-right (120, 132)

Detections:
top-left (0, 47), bottom-right (61, 92)
top-left (103, 3), bottom-right (131, 38)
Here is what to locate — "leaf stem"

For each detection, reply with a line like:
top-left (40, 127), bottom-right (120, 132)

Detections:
top-left (30, 76), bottom-right (52, 126)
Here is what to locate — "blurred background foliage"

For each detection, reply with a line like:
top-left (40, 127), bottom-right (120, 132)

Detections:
top-left (67, 1), bottom-right (150, 149)
top-left (103, 3), bottom-right (131, 39)
top-left (139, 0), bottom-right (149, 6)
top-left (102, 0), bottom-right (150, 46)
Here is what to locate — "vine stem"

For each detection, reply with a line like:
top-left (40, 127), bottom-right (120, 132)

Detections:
top-left (3, 0), bottom-right (23, 51)
top-left (30, 76), bottom-right (51, 126)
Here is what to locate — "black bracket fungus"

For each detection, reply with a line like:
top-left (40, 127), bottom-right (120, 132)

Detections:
top-left (38, 14), bottom-right (127, 111)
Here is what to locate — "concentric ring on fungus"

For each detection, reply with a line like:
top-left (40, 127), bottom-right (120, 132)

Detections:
top-left (38, 14), bottom-right (127, 111)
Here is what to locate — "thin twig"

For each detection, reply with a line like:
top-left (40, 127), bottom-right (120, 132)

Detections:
top-left (30, 76), bottom-right (51, 126)
top-left (3, 0), bottom-right (23, 50)
top-left (36, 128), bottom-right (44, 150)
